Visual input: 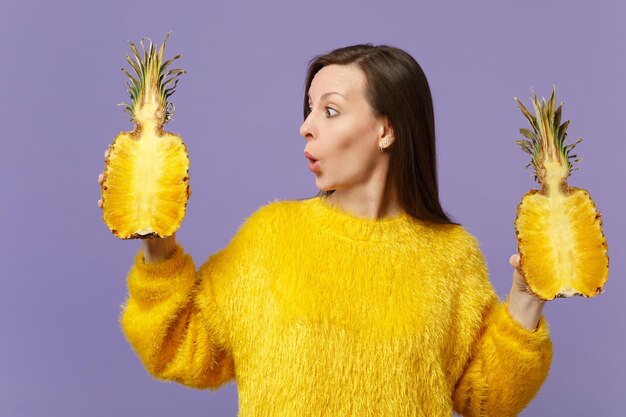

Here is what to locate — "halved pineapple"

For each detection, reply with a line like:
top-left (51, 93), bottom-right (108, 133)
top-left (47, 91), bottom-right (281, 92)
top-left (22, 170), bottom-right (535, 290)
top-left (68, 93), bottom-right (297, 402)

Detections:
top-left (514, 87), bottom-right (609, 300)
top-left (101, 33), bottom-right (190, 239)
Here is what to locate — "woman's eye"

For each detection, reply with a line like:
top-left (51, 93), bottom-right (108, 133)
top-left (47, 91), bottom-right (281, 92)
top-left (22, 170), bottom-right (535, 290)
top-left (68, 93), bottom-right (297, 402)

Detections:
top-left (325, 107), bottom-right (338, 117)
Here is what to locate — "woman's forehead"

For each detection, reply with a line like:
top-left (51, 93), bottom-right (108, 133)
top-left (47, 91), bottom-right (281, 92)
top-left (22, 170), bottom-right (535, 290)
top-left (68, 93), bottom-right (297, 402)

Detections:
top-left (309, 64), bottom-right (365, 101)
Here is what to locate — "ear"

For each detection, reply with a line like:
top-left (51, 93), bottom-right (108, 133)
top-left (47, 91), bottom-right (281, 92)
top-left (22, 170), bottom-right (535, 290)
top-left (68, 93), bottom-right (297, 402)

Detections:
top-left (378, 116), bottom-right (395, 146)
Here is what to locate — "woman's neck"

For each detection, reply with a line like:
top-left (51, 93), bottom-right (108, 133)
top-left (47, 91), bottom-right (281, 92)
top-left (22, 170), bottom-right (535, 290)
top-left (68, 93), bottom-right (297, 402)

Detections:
top-left (324, 187), bottom-right (403, 221)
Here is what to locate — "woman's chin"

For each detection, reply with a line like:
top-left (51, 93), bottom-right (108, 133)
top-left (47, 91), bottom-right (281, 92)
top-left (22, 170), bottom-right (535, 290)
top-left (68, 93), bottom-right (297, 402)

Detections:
top-left (314, 177), bottom-right (334, 192)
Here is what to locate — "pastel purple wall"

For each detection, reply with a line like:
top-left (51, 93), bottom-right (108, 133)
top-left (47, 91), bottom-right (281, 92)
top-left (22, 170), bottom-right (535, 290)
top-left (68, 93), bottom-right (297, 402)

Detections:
top-left (1, 1), bottom-right (624, 415)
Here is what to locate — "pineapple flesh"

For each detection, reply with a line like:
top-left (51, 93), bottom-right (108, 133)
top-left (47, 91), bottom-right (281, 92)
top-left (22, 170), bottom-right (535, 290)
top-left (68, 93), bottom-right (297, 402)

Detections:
top-left (514, 87), bottom-right (609, 300)
top-left (101, 34), bottom-right (189, 239)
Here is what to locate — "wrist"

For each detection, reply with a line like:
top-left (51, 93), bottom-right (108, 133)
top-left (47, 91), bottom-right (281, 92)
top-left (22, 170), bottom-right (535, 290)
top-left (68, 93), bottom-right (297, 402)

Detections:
top-left (507, 288), bottom-right (545, 331)
top-left (141, 234), bottom-right (177, 263)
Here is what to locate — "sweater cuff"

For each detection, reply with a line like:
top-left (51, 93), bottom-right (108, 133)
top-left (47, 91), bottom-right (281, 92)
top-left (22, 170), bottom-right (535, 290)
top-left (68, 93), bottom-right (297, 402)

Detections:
top-left (491, 300), bottom-right (551, 352)
top-left (133, 243), bottom-right (188, 279)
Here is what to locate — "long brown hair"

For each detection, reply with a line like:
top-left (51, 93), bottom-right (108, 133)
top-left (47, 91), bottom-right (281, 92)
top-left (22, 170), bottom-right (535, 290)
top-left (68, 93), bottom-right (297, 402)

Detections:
top-left (303, 44), bottom-right (456, 225)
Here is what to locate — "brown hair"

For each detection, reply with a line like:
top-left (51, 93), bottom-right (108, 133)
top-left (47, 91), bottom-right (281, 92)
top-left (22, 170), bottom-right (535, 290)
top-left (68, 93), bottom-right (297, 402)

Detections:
top-left (303, 44), bottom-right (457, 225)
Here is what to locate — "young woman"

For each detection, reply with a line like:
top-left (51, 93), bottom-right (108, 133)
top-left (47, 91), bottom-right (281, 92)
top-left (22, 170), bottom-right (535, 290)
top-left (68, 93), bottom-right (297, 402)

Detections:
top-left (99, 44), bottom-right (551, 416)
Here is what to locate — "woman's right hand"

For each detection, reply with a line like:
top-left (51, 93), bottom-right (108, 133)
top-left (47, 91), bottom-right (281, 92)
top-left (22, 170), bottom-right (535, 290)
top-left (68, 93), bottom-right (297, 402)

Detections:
top-left (97, 147), bottom-right (190, 263)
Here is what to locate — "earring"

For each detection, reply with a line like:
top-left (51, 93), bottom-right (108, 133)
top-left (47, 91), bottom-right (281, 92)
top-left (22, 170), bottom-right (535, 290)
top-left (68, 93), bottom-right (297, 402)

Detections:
top-left (380, 139), bottom-right (389, 153)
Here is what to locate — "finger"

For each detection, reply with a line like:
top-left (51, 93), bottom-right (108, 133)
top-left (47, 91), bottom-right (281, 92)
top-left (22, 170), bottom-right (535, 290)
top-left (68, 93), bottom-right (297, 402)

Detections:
top-left (97, 198), bottom-right (103, 208)
top-left (98, 173), bottom-right (104, 185)
top-left (509, 253), bottom-right (520, 268)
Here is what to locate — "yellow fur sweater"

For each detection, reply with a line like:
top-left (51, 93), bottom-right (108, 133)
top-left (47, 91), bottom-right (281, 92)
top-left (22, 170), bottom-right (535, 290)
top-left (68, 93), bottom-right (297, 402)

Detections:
top-left (120, 196), bottom-right (552, 416)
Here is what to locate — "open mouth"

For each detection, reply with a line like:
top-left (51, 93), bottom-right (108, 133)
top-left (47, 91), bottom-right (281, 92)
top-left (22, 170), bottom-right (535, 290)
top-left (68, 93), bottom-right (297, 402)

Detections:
top-left (304, 151), bottom-right (317, 161)
top-left (307, 158), bottom-right (320, 173)
top-left (304, 151), bottom-right (320, 172)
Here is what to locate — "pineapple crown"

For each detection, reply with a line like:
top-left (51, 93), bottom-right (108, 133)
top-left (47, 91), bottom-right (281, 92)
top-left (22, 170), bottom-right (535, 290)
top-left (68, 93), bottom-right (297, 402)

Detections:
top-left (514, 86), bottom-right (582, 184)
top-left (118, 32), bottom-right (186, 125)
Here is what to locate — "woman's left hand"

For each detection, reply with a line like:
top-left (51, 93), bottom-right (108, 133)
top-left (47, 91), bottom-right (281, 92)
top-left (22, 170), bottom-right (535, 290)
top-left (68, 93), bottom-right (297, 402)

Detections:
top-left (506, 254), bottom-right (547, 331)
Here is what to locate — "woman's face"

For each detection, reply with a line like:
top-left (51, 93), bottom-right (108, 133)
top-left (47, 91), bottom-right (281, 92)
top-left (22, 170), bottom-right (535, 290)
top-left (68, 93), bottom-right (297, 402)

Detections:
top-left (300, 64), bottom-right (391, 192)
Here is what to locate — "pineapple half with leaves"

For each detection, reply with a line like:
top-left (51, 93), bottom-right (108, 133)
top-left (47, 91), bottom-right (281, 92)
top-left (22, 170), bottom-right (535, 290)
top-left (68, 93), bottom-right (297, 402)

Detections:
top-left (514, 87), bottom-right (609, 300)
top-left (101, 33), bottom-right (189, 239)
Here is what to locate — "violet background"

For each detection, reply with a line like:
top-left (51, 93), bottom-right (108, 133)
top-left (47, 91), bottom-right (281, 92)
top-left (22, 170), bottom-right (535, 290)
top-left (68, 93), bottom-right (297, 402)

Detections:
top-left (1, 0), bottom-right (624, 416)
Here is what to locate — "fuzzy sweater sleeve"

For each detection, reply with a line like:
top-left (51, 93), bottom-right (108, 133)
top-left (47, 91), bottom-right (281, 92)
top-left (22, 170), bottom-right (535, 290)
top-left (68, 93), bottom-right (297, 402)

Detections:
top-left (451, 237), bottom-right (553, 417)
top-left (118, 243), bottom-right (236, 389)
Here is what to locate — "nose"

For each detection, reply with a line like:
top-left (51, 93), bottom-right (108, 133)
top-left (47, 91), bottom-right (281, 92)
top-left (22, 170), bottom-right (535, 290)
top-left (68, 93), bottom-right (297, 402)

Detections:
top-left (299, 114), bottom-right (315, 141)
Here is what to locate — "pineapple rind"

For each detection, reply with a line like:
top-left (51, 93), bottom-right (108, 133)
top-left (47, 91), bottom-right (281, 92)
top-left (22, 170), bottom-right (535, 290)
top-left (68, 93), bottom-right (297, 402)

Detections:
top-left (515, 187), bottom-right (609, 300)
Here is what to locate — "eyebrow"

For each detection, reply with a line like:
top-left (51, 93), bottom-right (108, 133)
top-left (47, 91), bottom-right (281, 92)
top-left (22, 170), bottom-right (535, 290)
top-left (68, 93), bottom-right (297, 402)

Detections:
top-left (307, 91), bottom-right (347, 101)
